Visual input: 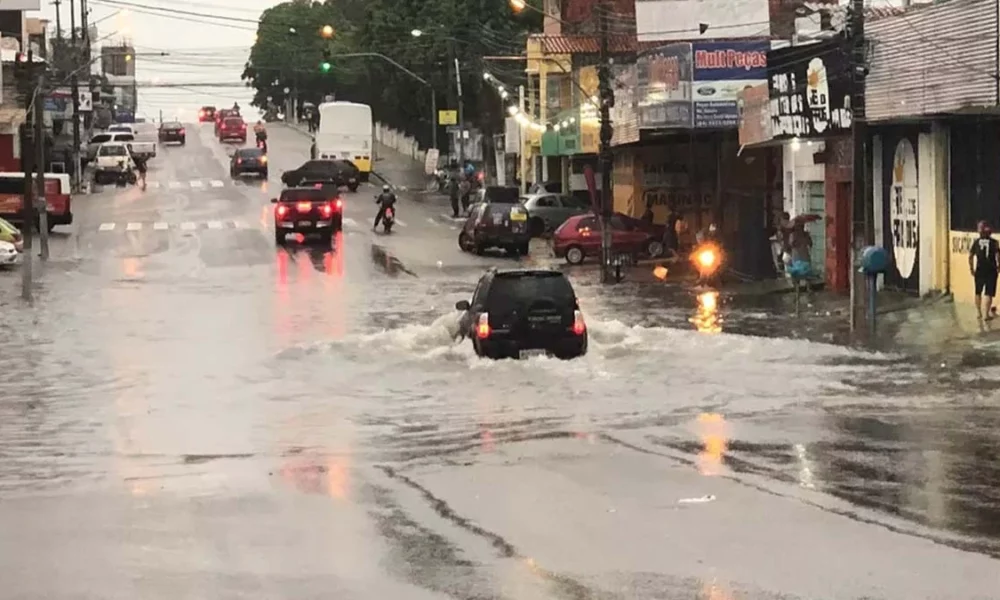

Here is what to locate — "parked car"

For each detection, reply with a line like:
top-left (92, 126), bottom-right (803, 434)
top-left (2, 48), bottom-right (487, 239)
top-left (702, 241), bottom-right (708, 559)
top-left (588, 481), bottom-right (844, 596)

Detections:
top-left (455, 267), bottom-right (588, 359)
top-left (0, 239), bottom-right (18, 266)
top-left (280, 159), bottom-right (359, 191)
top-left (458, 201), bottom-right (531, 256)
top-left (158, 121), bottom-right (186, 145)
top-left (520, 193), bottom-right (591, 236)
top-left (551, 213), bottom-right (665, 265)
top-left (85, 132), bottom-right (148, 164)
top-left (475, 185), bottom-right (520, 204)
top-left (0, 216), bottom-right (23, 252)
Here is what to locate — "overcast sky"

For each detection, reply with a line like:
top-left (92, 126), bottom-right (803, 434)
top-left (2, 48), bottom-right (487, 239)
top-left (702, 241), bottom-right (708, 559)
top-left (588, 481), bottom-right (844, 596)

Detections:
top-left (38, 0), bottom-right (275, 122)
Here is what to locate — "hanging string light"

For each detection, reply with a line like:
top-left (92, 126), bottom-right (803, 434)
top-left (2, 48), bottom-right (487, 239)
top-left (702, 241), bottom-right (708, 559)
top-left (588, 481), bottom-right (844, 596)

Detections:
top-left (483, 71), bottom-right (546, 132)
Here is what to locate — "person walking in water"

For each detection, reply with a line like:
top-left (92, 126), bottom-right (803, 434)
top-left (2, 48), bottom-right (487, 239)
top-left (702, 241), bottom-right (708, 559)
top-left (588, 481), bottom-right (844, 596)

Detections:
top-left (969, 220), bottom-right (1000, 320)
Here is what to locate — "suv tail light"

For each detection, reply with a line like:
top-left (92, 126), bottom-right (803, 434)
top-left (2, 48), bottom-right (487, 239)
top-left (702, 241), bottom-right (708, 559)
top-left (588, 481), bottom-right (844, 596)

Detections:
top-left (296, 202), bottom-right (312, 212)
top-left (476, 313), bottom-right (491, 339)
top-left (572, 310), bottom-right (586, 335)
top-left (320, 203), bottom-right (333, 218)
top-left (276, 205), bottom-right (289, 217)
top-left (179, 128), bottom-right (185, 135)
top-left (334, 198), bottom-right (343, 209)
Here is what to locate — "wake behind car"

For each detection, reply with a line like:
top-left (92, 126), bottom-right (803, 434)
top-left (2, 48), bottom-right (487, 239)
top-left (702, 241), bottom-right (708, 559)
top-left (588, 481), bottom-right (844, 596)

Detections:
top-left (458, 202), bottom-right (531, 256)
top-left (271, 186), bottom-right (343, 245)
top-left (281, 159), bottom-right (359, 192)
top-left (230, 147), bottom-right (268, 178)
top-left (455, 268), bottom-right (587, 360)
top-left (158, 121), bottom-right (185, 145)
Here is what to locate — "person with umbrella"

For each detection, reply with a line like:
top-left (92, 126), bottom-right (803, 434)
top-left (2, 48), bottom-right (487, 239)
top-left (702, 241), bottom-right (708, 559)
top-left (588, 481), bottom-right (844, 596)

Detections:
top-left (786, 214), bottom-right (819, 304)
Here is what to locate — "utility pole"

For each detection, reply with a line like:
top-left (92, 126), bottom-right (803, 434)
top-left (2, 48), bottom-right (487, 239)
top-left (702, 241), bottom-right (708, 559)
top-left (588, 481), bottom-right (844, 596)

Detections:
top-left (597, 0), bottom-right (615, 283)
top-left (849, 0), bottom-right (870, 330)
top-left (81, 0), bottom-right (91, 131)
top-left (69, 0), bottom-right (81, 193)
top-left (19, 52), bottom-right (35, 301)
top-left (454, 55), bottom-right (465, 167)
top-left (519, 84), bottom-right (527, 194)
top-left (52, 0), bottom-right (62, 41)
top-left (36, 70), bottom-right (49, 261)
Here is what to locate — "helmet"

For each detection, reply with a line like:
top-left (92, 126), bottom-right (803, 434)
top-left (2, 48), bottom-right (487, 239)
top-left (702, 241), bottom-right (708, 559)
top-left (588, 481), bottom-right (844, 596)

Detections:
top-left (382, 185), bottom-right (390, 192)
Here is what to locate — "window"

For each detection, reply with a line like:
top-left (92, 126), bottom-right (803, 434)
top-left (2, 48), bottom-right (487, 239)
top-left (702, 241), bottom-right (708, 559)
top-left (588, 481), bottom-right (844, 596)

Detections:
top-left (114, 134), bottom-right (134, 142)
top-left (0, 178), bottom-right (24, 195)
top-left (610, 215), bottom-right (632, 230)
top-left (577, 217), bottom-right (597, 230)
top-left (98, 145), bottom-right (127, 156)
top-left (280, 189), bottom-right (325, 202)
top-left (471, 276), bottom-right (491, 308)
top-left (562, 194), bottom-right (591, 209)
top-left (90, 134), bottom-right (111, 144)
top-left (239, 148), bottom-right (264, 158)
top-left (487, 273), bottom-right (576, 311)
top-left (534, 195), bottom-right (557, 208)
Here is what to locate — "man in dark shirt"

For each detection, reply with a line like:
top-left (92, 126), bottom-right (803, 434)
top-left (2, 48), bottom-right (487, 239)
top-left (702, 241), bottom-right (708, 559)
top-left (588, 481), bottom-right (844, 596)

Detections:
top-left (969, 220), bottom-right (1000, 320)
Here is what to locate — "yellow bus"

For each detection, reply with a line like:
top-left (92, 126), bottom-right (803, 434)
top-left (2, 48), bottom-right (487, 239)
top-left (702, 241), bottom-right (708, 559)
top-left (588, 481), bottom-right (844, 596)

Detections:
top-left (315, 101), bottom-right (373, 181)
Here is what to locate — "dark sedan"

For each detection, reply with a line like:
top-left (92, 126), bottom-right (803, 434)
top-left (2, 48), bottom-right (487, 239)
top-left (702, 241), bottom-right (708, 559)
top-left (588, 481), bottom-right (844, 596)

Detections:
top-left (158, 121), bottom-right (186, 145)
top-left (230, 147), bottom-right (268, 179)
top-left (280, 159), bottom-right (360, 192)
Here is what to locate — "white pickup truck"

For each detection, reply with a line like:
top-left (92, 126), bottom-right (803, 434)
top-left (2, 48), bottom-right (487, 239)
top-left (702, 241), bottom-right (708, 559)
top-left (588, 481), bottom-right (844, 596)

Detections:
top-left (85, 131), bottom-right (156, 164)
top-left (93, 142), bottom-right (136, 185)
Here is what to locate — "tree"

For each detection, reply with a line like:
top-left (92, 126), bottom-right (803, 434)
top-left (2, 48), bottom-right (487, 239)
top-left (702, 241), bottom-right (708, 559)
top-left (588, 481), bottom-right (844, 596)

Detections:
top-left (243, 0), bottom-right (541, 148)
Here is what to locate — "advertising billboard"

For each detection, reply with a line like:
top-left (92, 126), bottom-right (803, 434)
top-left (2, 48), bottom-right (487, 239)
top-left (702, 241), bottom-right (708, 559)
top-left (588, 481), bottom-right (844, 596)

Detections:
top-left (636, 42), bottom-right (693, 128)
top-left (691, 40), bottom-right (768, 128)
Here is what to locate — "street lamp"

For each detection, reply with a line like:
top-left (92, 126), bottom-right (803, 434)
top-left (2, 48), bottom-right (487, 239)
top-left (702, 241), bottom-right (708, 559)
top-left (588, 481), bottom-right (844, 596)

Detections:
top-left (321, 24), bottom-right (334, 38)
top-left (410, 29), bottom-right (423, 37)
top-left (509, 0), bottom-right (527, 12)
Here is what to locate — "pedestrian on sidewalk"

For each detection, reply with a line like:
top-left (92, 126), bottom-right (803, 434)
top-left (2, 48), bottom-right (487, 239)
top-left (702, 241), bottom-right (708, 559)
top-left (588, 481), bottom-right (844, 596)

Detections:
top-left (969, 220), bottom-right (999, 320)
top-left (786, 220), bottom-right (814, 306)
top-left (448, 175), bottom-right (461, 218)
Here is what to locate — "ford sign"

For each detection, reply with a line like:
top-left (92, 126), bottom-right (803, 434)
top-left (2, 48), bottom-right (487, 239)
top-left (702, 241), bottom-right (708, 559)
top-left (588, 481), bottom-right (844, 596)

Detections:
top-left (697, 86), bottom-right (716, 96)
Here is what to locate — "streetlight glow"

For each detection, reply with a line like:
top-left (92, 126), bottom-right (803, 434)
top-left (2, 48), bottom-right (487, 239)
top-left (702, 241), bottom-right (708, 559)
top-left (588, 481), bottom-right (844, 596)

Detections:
top-left (321, 24), bottom-right (334, 38)
top-left (509, 0), bottom-right (527, 12)
top-left (410, 29), bottom-right (423, 37)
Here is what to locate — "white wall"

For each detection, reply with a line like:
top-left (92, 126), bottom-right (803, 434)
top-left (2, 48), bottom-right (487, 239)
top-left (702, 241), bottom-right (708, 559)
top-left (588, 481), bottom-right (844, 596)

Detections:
top-left (636, 0), bottom-right (770, 42)
top-left (782, 139), bottom-right (825, 216)
top-left (374, 122), bottom-right (426, 166)
top-left (918, 124), bottom-right (949, 294)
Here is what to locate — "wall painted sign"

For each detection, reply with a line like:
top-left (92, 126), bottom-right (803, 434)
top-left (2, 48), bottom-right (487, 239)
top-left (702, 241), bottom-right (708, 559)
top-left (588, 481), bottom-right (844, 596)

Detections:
top-left (890, 138), bottom-right (919, 279)
top-left (637, 42), bottom-right (693, 128)
top-left (691, 40), bottom-right (768, 128)
top-left (767, 40), bottom-right (853, 140)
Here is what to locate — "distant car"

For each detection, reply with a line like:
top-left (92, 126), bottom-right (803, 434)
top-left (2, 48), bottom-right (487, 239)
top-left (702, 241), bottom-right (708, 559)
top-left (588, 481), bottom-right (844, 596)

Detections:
top-left (520, 193), bottom-right (591, 236)
top-left (0, 239), bottom-right (19, 265)
top-left (198, 106), bottom-right (216, 122)
top-left (158, 121), bottom-right (185, 145)
top-left (0, 216), bottom-right (22, 252)
top-left (214, 109), bottom-right (240, 135)
top-left (271, 186), bottom-right (343, 245)
top-left (455, 267), bottom-right (588, 360)
top-left (280, 159), bottom-right (359, 191)
top-left (552, 213), bottom-right (665, 265)
top-left (230, 147), bottom-right (268, 179)
top-left (458, 201), bottom-right (531, 256)
top-left (218, 117), bottom-right (246, 142)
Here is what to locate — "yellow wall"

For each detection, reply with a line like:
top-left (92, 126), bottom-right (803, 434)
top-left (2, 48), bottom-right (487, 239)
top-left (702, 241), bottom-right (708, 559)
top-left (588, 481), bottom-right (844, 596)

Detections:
top-left (950, 231), bottom-right (981, 302)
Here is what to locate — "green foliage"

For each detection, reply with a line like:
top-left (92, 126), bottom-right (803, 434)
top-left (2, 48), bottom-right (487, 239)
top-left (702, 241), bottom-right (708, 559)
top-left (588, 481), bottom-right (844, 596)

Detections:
top-left (242, 0), bottom-right (541, 149)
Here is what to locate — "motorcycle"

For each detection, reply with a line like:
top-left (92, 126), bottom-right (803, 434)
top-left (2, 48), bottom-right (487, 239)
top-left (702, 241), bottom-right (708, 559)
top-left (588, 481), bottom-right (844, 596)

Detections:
top-left (114, 160), bottom-right (136, 187)
top-left (255, 133), bottom-right (268, 153)
top-left (382, 206), bottom-right (395, 233)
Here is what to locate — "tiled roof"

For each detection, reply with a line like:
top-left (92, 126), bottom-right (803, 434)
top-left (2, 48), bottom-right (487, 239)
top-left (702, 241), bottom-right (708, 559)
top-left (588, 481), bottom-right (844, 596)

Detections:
top-left (536, 34), bottom-right (639, 54)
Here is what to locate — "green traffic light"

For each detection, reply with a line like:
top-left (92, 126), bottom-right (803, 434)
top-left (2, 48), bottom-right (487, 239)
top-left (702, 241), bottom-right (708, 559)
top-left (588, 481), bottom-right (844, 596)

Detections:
top-left (321, 61), bottom-right (331, 72)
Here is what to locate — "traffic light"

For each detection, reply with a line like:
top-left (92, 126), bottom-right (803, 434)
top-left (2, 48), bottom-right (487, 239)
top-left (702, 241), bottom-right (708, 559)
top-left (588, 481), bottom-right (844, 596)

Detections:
top-left (320, 61), bottom-right (331, 73)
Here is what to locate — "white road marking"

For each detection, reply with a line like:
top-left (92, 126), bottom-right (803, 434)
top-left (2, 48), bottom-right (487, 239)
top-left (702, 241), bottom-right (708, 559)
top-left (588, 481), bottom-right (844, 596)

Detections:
top-left (394, 219), bottom-right (407, 227)
top-left (342, 217), bottom-right (359, 228)
top-left (98, 222), bottom-right (115, 231)
top-left (180, 222), bottom-right (197, 231)
top-left (153, 222), bottom-right (169, 230)
top-left (190, 180), bottom-right (205, 188)
top-left (210, 180), bottom-right (225, 188)
top-left (147, 181), bottom-right (160, 189)
top-left (427, 217), bottom-right (438, 225)
top-left (207, 220), bottom-right (224, 230)
top-left (168, 181), bottom-right (183, 189)
top-left (233, 220), bottom-right (248, 229)
top-left (126, 222), bottom-right (142, 231)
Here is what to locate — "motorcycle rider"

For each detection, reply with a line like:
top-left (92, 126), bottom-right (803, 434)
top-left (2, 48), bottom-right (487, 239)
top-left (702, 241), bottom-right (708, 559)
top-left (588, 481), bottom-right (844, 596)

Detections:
top-left (373, 184), bottom-right (397, 231)
top-left (254, 120), bottom-right (267, 151)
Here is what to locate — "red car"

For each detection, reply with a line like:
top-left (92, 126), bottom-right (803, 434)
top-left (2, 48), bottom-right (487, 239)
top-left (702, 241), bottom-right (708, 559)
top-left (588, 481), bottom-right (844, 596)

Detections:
top-left (218, 116), bottom-right (247, 142)
top-left (198, 106), bottom-right (216, 122)
top-left (552, 213), bottom-right (665, 265)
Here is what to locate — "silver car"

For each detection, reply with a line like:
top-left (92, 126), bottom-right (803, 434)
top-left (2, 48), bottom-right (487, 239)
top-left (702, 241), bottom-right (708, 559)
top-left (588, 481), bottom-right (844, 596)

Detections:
top-left (519, 193), bottom-right (592, 236)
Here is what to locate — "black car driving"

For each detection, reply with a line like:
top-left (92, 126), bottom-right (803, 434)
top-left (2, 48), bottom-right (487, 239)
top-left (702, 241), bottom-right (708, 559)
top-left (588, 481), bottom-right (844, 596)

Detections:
top-left (458, 201), bottom-right (531, 256)
top-left (281, 159), bottom-right (360, 192)
top-left (272, 186), bottom-right (344, 245)
top-left (158, 121), bottom-right (185, 145)
top-left (455, 268), bottom-right (588, 360)
top-left (230, 147), bottom-right (268, 178)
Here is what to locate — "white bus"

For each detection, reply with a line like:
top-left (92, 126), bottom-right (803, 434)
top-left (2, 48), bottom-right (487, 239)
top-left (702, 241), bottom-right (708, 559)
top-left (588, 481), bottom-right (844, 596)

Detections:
top-left (314, 101), bottom-right (373, 181)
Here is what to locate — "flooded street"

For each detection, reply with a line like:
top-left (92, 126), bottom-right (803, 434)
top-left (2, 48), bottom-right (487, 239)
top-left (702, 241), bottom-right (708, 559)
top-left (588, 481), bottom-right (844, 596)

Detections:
top-left (0, 124), bottom-right (998, 599)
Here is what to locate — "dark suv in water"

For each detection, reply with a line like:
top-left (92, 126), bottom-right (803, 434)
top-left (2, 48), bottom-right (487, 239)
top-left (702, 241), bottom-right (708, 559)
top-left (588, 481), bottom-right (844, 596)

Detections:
top-left (458, 202), bottom-right (531, 256)
top-left (455, 268), bottom-right (588, 360)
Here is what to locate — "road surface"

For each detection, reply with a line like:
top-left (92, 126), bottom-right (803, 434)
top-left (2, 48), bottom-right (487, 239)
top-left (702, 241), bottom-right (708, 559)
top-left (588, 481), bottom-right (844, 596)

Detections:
top-left (0, 123), bottom-right (997, 599)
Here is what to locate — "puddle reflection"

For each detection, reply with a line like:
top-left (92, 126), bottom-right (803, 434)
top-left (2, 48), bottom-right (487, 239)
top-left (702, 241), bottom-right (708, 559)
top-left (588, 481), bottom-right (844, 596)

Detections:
top-left (696, 413), bottom-right (728, 476)
top-left (691, 291), bottom-right (722, 334)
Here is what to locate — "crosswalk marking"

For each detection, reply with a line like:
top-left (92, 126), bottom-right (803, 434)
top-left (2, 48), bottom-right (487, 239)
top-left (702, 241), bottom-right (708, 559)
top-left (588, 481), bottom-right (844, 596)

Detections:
top-left (207, 220), bottom-right (223, 229)
top-left (147, 181), bottom-right (160, 189)
top-left (153, 222), bottom-right (169, 230)
top-left (190, 180), bottom-right (204, 188)
top-left (98, 222), bottom-right (115, 231)
top-left (180, 222), bottom-right (197, 231)
top-left (126, 222), bottom-right (142, 231)
top-left (342, 217), bottom-right (358, 229)
top-left (233, 220), bottom-right (248, 229)
top-left (168, 181), bottom-right (183, 189)
top-left (92, 218), bottom-right (417, 233)
top-left (210, 180), bottom-right (225, 188)
top-left (395, 219), bottom-right (407, 227)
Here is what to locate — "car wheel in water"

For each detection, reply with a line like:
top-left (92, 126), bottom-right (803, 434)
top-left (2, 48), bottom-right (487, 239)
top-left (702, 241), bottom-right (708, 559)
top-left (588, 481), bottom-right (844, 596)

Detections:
top-left (646, 239), bottom-right (664, 258)
top-left (565, 245), bottom-right (585, 265)
top-left (458, 232), bottom-right (472, 252)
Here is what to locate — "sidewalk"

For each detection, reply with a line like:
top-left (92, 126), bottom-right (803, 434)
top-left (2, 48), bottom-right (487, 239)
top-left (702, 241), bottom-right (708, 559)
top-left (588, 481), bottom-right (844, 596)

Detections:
top-left (281, 122), bottom-right (430, 191)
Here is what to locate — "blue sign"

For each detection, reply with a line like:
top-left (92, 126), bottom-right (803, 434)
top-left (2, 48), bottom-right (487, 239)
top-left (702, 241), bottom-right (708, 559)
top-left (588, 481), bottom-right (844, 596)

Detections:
top-left (691, 40), bottom-right (768, 128)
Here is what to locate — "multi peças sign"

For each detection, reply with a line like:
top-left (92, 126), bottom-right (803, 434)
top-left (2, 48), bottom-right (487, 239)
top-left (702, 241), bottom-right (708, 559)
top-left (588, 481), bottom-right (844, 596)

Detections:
top-left (767, 39), bottom-right (853, 140)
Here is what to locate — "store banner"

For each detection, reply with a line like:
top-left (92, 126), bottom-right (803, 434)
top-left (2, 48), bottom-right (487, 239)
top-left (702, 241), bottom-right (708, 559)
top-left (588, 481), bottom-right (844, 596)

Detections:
top-left (768, 40), bottom-right (853, 140)
top-left (611, 64), bottom-right (640, 146)
top-left (578, 66), bottom-right (600, 154)
top-left (691, 40), bottom-right (768, 128)
top-left (737, 83), bottom-right (772, 145)
top-left (636, 42), bottom-right (693, 128)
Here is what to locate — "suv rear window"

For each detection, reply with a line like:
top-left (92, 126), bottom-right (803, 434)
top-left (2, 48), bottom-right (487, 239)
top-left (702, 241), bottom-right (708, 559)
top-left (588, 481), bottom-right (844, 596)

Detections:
top-left (224, 118), bottom-right (244, 128)
top-left (484, 186), bottom-right (520, 203)
top-left (238, 148), bottom-right (264, 158)
top-left (279, 188), bottom-right (325, 202)
top-left (487, 272), bottom-right (576, 310)
top-left (90, 134), bottom-right (111, 144)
